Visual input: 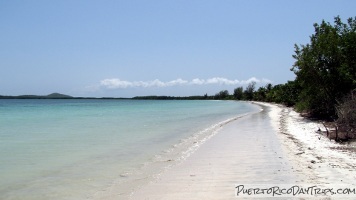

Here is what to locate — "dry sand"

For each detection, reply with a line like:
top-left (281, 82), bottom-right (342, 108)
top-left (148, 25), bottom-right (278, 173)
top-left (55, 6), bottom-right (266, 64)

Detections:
top-left (262, 102), bottom-right (356, 191)
top-left (107, 102), bottom-right (356, 199)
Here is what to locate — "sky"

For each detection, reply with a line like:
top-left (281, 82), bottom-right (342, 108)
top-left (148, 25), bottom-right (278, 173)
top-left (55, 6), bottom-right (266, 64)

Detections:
top-left (1, 0), bottom-right (355, 97)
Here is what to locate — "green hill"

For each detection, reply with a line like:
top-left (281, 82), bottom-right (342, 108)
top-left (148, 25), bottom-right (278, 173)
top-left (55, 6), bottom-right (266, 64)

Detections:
top-left (0, 93), bottom-right (73, 99)
top-left (46, 93), bottom-right (73, 99)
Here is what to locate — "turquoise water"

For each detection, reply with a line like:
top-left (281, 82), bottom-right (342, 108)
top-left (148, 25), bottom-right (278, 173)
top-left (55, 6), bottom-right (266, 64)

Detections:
top-left (0, 99), bottom-right (259, 199)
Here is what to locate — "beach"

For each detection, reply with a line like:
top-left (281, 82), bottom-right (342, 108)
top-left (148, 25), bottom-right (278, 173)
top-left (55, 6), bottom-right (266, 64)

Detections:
top-left (265, 102), bottom-right (356, 192)
top-left (109, 102), bottom-right (356, 199)
top-left (0, 100), bottom-right (261, 200)
top-left (1, 100), bottom-right (355, 199)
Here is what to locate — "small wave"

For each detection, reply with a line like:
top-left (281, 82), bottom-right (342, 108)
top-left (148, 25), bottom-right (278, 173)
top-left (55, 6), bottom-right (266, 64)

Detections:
top-left (92, 112), bottom-right (257, 199)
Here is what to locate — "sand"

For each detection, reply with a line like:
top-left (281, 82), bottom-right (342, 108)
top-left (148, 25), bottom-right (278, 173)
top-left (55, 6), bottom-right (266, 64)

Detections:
top-left (101, 102), bottom-right (356, 199)
top-left (261, 102), bottom-right (356, 184)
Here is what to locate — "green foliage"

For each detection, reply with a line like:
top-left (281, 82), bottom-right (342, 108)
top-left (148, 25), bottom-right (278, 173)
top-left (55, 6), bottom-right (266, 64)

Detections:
top-left (233, 87), bottom-right (244, 100)
top-left (253, 86), bottom-right (267, 101)
top-left (132, 95), bottom-right (214, 100)
top-left (272, 81), bottom-right (300, 106)
top-left (214, 90), bottom-right (230, 100)
top-left (243, 82), bottom-right (256, 100)
top-left (292, 16), bottom-right (356, 119)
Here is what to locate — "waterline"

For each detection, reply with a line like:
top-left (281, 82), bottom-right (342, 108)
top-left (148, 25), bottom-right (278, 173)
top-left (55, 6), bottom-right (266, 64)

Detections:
top-left (0, 99), bottom-right (260, 199)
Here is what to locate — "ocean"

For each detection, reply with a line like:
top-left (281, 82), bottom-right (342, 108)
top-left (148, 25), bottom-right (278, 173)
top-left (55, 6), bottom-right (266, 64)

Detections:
top-left (0, 99), bottom-right (260, 199)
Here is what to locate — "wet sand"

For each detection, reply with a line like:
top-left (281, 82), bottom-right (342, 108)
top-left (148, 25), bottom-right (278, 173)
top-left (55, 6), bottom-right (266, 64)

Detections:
top-left (99, 102), bottom-right (356, 199)
top-left (129, 104), bottom-right (300, 199)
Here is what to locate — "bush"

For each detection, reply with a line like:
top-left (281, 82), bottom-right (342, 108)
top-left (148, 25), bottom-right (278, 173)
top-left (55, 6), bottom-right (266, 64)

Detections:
top-left (336, 90), bottom-right (356, 135)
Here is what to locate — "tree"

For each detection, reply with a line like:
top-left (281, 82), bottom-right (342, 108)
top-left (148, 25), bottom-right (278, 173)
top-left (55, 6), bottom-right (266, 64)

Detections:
top-left (244, 81), bottom-right (256, 100)
top-left (275, 81), bottom-right (300, 106)
top-left (265, 83), bottom-right (273, 102)
top-left (215, 90), bottom-right (229, 99)
top-left (292, 16), bottom-right (356, 119)
top-left (254, 86), bottom-right (267, 101)
top-left (233, 87), bottom-right (244, 100)
top-left (265, 83), bottom-right (273, 92)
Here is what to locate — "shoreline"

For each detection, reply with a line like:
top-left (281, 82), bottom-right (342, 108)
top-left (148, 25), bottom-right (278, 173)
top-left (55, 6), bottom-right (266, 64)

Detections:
top-left (108, 102), bottom-right (356, 199)
top-left (254, 102), bottom-right (356, 186)
top-left (111, 102), bottom-right (298, 199)
top-left (92, 107), bottom-right (262, 200)
top-left (1, 100), bottom-right (259, 200)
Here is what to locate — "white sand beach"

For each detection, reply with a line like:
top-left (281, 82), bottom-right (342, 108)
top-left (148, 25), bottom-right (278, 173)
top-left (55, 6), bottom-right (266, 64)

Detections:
top-left (99, 102), bottom-right (356, 199)
top-left (262, 102), bottom-right (356, 186)
top-left (263, 102), bottom-right (356, 191)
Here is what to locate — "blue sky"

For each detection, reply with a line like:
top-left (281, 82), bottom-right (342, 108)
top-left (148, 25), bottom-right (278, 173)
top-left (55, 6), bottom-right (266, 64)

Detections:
top-left (1, 0), bottom-right (355, 97)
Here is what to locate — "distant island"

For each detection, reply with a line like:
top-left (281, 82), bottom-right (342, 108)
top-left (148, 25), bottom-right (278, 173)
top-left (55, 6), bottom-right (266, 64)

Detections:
top-left (0, 93), bottom-right (74, 99)
top-left (0, 93), bottom-right (212, 100)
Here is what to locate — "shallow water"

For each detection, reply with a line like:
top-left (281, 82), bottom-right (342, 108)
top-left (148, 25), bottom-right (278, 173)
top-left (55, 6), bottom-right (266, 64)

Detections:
top-left (0, 99), bottom-right (259, 199)
top-left (129, 104), bottom-right (299, 200)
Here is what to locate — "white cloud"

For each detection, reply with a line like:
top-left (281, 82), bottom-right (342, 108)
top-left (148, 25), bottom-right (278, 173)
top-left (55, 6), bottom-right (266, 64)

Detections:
top-left (166, 78), bottom-right (189, 86)
top-left (100, 79), bottom-right (133, 89)
top-left (205, 77), bottom-right (240, 85)
top-left (191, 78), bottom-right (205, 85)
top-left (99, 77), bottom-right (271, 89)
